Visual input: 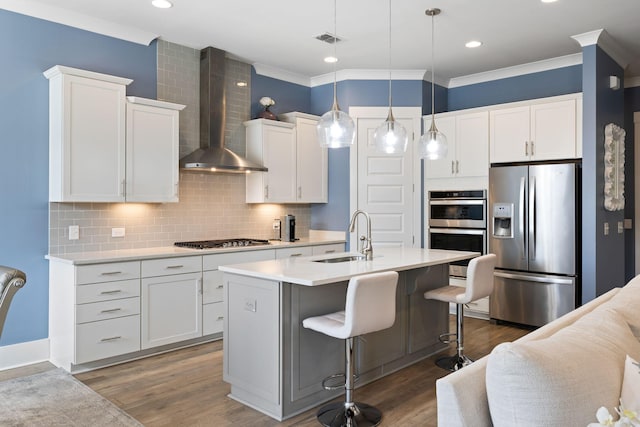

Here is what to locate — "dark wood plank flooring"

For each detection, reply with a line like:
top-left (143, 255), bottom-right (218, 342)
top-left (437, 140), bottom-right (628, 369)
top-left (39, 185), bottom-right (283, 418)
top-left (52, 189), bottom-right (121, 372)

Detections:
top-left (2, 316), bottom-right (530, 426)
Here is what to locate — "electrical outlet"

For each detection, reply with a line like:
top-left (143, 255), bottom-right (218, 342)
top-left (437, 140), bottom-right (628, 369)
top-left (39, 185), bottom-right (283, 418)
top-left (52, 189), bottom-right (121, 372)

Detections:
top-left (244, 298), bottom-right (257, 312)
top-left (604, 222), bottom-right (610, 236)
top-left (112, 227), bottom-right (125, 238)
top-left (69, 225), bottom-right (79, 240)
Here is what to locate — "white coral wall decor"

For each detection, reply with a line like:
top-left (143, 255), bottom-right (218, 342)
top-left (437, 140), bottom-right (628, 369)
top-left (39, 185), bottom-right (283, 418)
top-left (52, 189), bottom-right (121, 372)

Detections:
top-left (604, 123), bottom-right (626, 211)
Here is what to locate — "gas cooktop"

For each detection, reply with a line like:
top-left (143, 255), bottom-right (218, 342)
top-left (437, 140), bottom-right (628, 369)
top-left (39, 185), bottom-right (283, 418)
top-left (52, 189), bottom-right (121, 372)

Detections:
top-left (174, 238), bottom-right (271, 250)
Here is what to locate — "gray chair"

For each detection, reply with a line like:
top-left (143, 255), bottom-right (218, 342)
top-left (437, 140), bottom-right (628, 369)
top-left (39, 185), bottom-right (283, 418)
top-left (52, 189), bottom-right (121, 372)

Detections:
top-left (0, 266), bottom-right (26, 339)
top-left (303, 271), bottom-right (399, 427)
top-left (424, 254), bottom-right (496, 371)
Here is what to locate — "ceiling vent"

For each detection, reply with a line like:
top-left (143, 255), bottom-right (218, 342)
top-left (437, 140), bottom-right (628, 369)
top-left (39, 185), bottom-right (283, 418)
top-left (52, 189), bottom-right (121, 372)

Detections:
top-left (315, 33), bottom-right (342, 44)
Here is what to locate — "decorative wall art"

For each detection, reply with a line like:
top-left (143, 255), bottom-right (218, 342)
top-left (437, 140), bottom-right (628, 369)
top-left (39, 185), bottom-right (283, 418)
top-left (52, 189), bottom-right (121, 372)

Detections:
top-left (603, 123), bottom-right (625, 211)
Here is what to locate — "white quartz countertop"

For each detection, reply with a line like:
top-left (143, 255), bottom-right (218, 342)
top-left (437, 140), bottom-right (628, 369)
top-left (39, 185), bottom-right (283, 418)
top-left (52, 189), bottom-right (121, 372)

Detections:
top-left (46, 237), bottom-right (346, 265)
top-left (219, 247), bottom-right (478, 286)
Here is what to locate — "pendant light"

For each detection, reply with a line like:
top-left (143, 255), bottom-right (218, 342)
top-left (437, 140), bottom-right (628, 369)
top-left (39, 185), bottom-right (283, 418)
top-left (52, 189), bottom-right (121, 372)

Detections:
top-left (419, 8), bottom-right (448, 160)
top-left (373, 0), bottom-right (408, 154)
top-left (316, 0), bottom-right (355, 149)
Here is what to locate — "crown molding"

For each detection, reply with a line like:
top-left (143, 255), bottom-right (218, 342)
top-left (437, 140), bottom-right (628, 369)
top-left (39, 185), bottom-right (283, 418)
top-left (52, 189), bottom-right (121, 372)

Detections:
top-left (252, 63), bottom-right (311, 87)
top-left (309, 69), bottom-right (429, 88)
top-left (571, 29), bottom-right (630, 69)
top-left (448, 53), bottom-right (583, 88)
top-left (0, 0), bottom-right (158, 45)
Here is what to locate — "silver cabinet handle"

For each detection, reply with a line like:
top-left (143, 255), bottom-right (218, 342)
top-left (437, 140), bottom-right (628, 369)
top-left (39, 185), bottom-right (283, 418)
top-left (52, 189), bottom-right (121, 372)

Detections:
top-left (298, 186), bottom-right (302, 199)
top-left (100, 271), bottom-right (122, 276)
top-left (456, 160), bottom-right (459, 174)
top-left (290, 253), bottom-right (303, 257)
top-left (451, 161), bottom-right (455, 174)
top-left (531, 140), bottom-right (535, 156)
top-left (524, 141), bottom-right (528, 156)
top-left (216, 284), bottom-right (224, 289)
top-left (174, 182), bottom-right (179, 197)
top-left (324, 249), bottom-right (336, 254)
top-left (264, 185), bottom-right (269, 199)
top-left (100, 307), bottom-right (122, 314)
top-left (166, 265), bottom-right (184, 269)
top-left (121, 180), bottom-right (126, 197)
top-left (100, 289), bottom-right (122, 295)
top-left (216, 316), bottom-right (224, 321)
top-left (100, 336), bottom-right (122, 342)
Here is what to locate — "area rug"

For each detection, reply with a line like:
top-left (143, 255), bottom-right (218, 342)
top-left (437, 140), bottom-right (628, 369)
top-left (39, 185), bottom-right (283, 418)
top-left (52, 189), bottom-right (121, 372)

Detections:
top-left (0, 368), bottom-right (142, 426)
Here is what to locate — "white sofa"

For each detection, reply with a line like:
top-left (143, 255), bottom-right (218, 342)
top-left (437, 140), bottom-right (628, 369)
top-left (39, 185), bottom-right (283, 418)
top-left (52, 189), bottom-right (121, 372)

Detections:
top-left (436, 275), bottom-right (640, 426)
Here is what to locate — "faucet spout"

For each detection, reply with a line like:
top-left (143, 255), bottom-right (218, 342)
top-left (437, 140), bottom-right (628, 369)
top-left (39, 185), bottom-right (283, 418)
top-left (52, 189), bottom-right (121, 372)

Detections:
top-left (349, 210), bottom-right (373, 260)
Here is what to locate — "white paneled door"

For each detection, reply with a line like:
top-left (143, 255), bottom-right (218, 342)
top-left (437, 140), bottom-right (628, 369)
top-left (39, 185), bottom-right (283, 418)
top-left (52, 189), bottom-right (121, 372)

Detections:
top-left (349, 107), bottom-right (422, 249)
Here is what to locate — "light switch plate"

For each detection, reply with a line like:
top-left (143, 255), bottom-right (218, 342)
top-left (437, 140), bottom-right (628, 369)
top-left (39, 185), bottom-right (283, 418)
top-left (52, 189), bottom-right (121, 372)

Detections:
top-left (112, 227), bottom-right (125, 238)
top-left (69, 225), bottom-right (79, 240)
top-left (244, 298), bottom-right (257, 312)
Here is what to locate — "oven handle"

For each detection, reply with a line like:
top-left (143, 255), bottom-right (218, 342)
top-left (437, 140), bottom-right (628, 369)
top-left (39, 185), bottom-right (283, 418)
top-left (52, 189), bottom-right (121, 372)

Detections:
top-left (429, 228), bottom-right (486, 236)
top-left (429, 200), bottom-right (486, 206)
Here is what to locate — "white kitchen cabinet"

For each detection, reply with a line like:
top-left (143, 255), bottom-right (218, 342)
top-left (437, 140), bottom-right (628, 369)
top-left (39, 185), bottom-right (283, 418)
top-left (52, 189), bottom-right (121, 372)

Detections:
top-left (490, 97), bottom-right (579, 163)
top-left (245, 119), bottom-right (297, 203)
top-left (45, 65), bottom-right (131, 202)
top-left (44, 66), bottom-right (184, 203)
top-left (280, 112), bottom-right (328, 203)
top-left (141, 257), bottom-right (202, 349)
top-left (125, 97), bottom-right (184, 203)
top-left (202, 249), bottom-right (275, 335)
top-left (245, 114), bottom-right (328, 204)
top-left (48, 260), bottom-right (141, 371)
top-left (425, 111), bottom-right (489, 179)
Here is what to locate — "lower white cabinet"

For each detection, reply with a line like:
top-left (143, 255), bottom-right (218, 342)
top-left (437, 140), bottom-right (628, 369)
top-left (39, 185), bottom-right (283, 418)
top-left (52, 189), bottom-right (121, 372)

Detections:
top-left (311, 243), bottom-right (345, 256)
top-left (141, 257), bottom-right (202, 349)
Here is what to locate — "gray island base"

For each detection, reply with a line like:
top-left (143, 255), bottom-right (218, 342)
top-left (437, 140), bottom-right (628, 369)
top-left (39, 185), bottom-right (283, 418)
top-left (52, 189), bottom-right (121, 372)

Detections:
top-left (219, 247), bottom-right (477, 421)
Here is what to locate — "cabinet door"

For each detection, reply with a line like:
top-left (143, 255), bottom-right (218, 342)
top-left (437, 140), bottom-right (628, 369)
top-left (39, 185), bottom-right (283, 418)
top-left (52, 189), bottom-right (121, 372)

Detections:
top-left (126, 102), bottom-right (179, 202)
top-left (295, 117), bottom-right (327, 202)
top-left (141, 272), bottom-right (202, 349)
top-left (456, 111), bottom-right (489, 177)
top-left (53, 75), bottom-right (126, 202)
top-left (424, 115), bottom-right (456, 178)
top-left (490, 106), bottom-right (530, 163)
top-left (530, 100), bottom-right (576, 161)
top-left (263, 125), bottom-right (296, 202)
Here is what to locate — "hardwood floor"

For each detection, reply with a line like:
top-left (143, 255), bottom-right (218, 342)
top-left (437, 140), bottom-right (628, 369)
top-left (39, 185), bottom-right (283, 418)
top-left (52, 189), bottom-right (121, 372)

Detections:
top-left (2, 316), bottom-right (530, 426)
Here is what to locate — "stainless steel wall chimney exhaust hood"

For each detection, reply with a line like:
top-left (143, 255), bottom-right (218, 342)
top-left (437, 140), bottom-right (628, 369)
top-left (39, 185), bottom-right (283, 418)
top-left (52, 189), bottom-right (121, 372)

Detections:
top-left (180, 47), bottom-right (267, 173)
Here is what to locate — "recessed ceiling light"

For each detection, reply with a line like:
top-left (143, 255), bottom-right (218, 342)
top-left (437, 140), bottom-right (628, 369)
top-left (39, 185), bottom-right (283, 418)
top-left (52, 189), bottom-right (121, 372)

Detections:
top-left (465, 40), bottom-right (482, 48)
top-left (151, 0), bottom-right (173, 9)
top-left (324, 56), bottom-right (338, 63)
top-left (541, 0), bottom-right (558, 3)
top-left (236, 81), bottom-right (247, 87)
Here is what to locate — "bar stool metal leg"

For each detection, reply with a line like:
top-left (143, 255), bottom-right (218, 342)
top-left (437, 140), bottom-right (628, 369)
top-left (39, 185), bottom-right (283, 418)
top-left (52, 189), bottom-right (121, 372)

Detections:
top-left (316, 337), bottom-right (382, 427)
top-left (436, 303), bottom-right (473, 372)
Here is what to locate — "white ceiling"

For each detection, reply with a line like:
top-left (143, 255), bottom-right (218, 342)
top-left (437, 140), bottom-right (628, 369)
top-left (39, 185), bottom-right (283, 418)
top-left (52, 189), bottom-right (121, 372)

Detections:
top-left (3, 0), bottom-right (640, 86)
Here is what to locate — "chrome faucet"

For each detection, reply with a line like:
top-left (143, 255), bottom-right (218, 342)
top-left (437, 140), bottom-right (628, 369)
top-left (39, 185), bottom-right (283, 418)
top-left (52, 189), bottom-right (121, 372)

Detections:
top-left (349, 210), bottom-right (373, 260)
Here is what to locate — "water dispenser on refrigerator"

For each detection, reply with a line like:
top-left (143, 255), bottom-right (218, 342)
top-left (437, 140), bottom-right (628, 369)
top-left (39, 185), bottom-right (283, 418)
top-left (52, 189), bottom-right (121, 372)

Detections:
top-left (492, 203), bottom-right (513, 238)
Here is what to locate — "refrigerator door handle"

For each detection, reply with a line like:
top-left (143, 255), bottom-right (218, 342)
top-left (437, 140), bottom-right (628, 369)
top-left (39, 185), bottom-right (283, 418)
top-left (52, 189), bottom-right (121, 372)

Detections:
top-left (494, 271), bottom-right (574, 285)
top-left (529, 176), bottom-right (536, 260)
top-left (519, 176), bottom-right (526, 260)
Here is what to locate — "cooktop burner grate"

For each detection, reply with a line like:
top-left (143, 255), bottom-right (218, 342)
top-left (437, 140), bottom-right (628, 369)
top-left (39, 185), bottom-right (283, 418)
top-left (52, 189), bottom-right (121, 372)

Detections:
top-left (174, 238), bottom-right (270, 250)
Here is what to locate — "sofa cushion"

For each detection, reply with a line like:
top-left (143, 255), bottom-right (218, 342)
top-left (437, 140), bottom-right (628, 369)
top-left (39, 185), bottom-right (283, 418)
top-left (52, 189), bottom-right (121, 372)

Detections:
top-left (486, 309), bottom-right (640, 427)
top-left (622, 354), bottom-right (640, 411)
top-left (606, 276), bottom-right (640, 338)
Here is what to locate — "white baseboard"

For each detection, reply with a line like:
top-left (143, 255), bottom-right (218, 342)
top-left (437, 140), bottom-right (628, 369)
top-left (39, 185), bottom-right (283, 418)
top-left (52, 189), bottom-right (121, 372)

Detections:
top-left (0, 339), bottom-right (50, 371)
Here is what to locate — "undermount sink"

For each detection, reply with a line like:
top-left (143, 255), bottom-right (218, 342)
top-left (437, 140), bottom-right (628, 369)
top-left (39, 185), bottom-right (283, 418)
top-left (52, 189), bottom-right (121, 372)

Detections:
top-left (312, 255), bottom-right (366, 263)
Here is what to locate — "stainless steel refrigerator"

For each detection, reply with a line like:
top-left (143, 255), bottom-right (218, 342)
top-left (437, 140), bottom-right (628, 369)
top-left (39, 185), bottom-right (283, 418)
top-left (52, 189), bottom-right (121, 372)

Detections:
top-left (489, 162), bottom-right (580, 327)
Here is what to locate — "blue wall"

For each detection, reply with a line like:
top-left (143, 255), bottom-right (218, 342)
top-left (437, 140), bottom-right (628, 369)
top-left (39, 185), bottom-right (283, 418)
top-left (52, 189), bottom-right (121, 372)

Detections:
top-left (448, 65), bottom-right (583, 111)
top-left (250, 69), bottom-right (310, 119)
top-left (0, 9), bottom-right (156, 347)
top-left (581, 45), bottom-right (626, 303)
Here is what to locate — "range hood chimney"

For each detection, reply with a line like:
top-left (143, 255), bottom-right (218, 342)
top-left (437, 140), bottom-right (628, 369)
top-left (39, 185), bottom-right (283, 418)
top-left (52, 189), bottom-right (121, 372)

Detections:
top-left (179, 46), bottom-right (267, 173)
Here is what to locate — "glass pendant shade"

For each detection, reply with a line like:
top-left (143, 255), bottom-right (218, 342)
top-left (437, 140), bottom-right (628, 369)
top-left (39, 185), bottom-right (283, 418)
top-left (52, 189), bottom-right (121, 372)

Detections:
top-left (419, 119), bottom-right (448, 159)
top-left (374, 110), bottom-right (408, 154)
top-left (317, 105), bottom-right (355, 148)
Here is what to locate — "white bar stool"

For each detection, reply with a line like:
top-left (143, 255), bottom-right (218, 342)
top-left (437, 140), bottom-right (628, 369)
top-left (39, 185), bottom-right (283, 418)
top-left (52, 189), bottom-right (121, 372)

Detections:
top-left (423, 254), bottom-right (496, 371)
top-left (302, 271), bottom-right (399, 427)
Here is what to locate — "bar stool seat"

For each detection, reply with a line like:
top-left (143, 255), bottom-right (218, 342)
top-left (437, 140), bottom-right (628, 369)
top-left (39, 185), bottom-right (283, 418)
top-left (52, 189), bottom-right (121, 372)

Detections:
top-left (303, 271), bottom-right (399, 427)
top-left (424, 254), bottom-right (496, 371)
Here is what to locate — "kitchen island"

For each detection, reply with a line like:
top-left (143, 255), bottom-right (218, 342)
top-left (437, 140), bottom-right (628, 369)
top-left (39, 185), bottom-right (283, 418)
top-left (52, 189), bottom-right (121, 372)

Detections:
top-left (219, 247), bottom-right (477, 420)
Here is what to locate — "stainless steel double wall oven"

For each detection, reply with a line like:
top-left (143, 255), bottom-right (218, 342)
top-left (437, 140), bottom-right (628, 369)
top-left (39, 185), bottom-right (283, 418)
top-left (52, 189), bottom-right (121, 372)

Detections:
top-left (428, 190), bottom-right (487, 278)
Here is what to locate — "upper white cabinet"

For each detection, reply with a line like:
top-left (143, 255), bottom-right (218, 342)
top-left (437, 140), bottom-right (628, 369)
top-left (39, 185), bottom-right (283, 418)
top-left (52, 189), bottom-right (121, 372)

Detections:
top-left (125, 97), bottom-right (184, 203)
top-left (490, 97), bottom-right (579, 163)
top-left (280, 112), bottom-right (328, 203)
top-left (245, 113), bottom-right (328, 203)
top-left (45, 65), bottom-right (131, 202)
top-left (425, 111), bottom-right (489, 179)
top-left (44, 66), bottom-right (184, 203)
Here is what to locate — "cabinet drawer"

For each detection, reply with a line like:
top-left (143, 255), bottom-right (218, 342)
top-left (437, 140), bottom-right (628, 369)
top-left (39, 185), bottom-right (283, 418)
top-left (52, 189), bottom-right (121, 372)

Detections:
top-left (311, 243), bottom-right (345, 256)
top-left (76, 279), bottom-right (140, 304)
top-left (142, 256), bottom-right (201, 278)
top-left (276, 246), bottom-right (313, 259)
top-left (76, 297), bottom-right (140, 324)
top-left (75, 315), bottom-right (141, 364)
top-left (76, 261), bottom-right (140, 285)
top-left (203, 249), bottom-right (275, 270)
top-left (203, 302), bottom-right (224, 335)
top-left (203, 270), bottom-right (223, 304)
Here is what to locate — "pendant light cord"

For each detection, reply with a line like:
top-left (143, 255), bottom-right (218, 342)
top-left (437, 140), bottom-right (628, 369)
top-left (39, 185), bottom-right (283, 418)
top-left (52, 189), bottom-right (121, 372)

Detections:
top-left (388, 0), bottom-right (392, 111)
top-left (431, 12), bottom-right (435, 127)
top-left (332, 0), bottom-right (338, 110)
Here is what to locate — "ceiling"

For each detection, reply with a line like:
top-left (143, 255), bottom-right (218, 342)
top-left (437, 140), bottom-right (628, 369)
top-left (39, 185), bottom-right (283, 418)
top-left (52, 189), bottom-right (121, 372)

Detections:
top-left (4, 0), bottom-right (640, 86)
